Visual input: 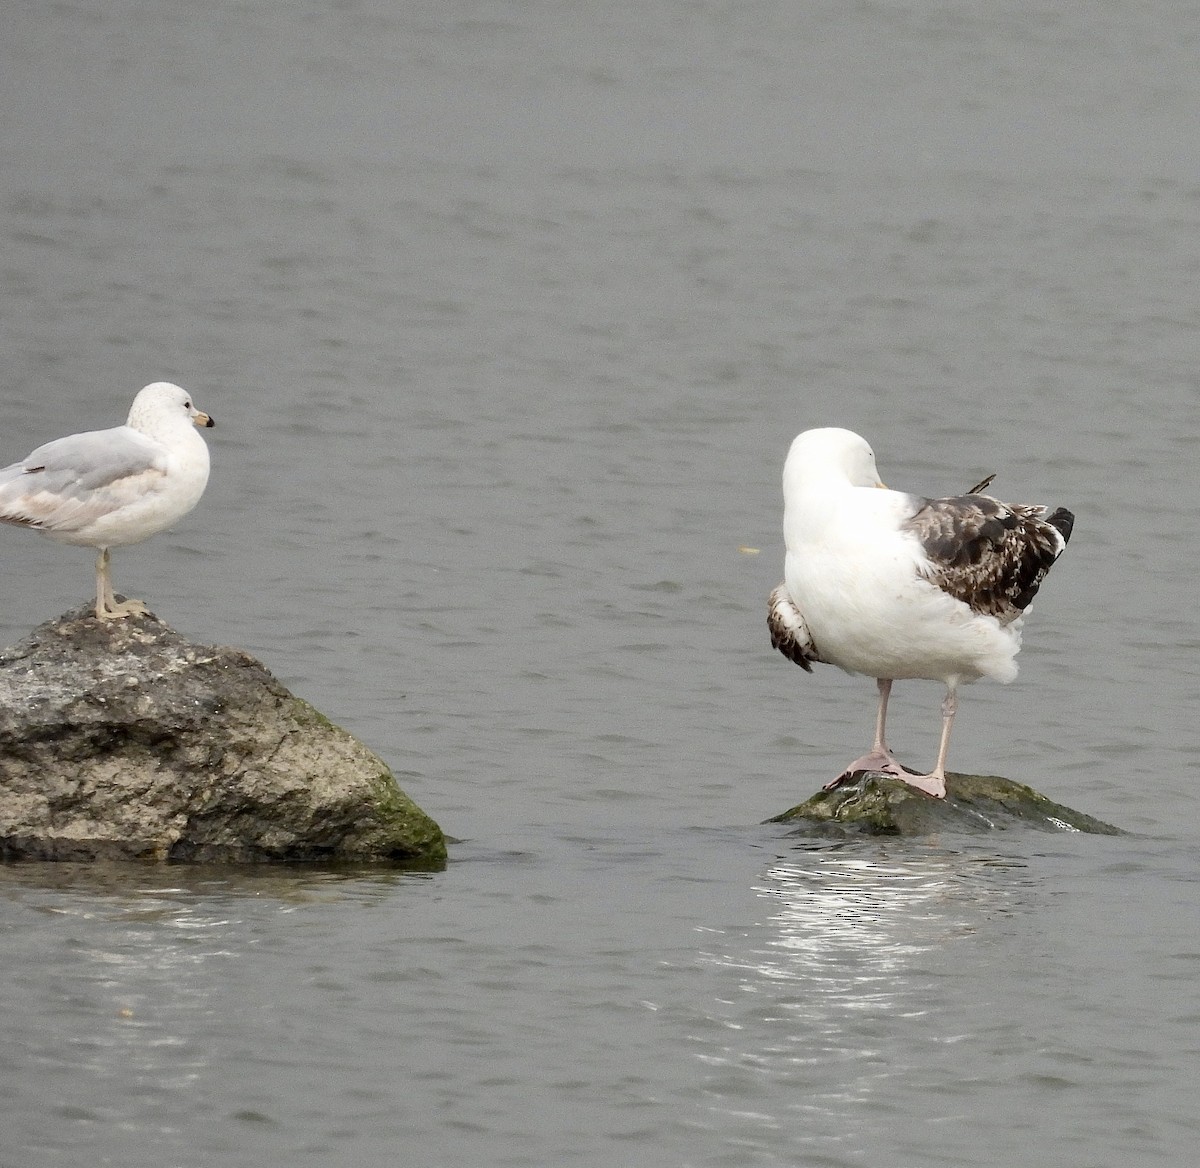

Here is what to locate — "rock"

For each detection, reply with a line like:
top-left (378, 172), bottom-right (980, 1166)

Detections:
top-left (0, 605), bottom-right (447, 866)
top-left (768, 772), bottom-right (1122, 836)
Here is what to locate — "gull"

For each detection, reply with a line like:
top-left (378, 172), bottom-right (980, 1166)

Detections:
top-left (0, 382), bottom-right (214, 620)
top-left (769, 427), bottom-right (1072, 798)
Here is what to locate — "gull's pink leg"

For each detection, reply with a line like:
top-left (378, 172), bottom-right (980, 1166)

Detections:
top-left (890, 686), bottom-right (958, 799)
top-left (824, 679), bottom-right (909, 790)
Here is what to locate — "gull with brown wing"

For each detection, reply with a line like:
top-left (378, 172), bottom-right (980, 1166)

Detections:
top-left (769, 427), bottom-right (1072, 798)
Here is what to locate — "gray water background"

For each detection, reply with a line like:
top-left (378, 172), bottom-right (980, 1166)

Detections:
top-left (2, 2), bottom-right (1199, 1165)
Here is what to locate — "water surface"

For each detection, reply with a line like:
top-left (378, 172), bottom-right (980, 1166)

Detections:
top-left (1, 2), bottom-right (1198, 1165)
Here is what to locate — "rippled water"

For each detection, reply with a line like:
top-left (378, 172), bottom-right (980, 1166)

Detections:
top-left (2, 2), bottom-right (1199, 1165)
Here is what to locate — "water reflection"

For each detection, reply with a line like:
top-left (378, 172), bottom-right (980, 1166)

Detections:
top-left (0, 860), bottom-right (432, 905)
top-left (693, 842), bottom-right (1034, 1153)
top-left (744, 844), bottom-right (1014, 1013)
top-left (0, 862), bottom-right (433, 1139)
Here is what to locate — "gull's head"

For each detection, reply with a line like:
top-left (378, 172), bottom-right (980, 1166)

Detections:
top-left (128, 382), bottom-right (215, 433)
top-left (783, 427), bottom-right (886, 496)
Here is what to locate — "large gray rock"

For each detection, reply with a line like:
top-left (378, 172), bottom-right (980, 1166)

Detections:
top-left (0, 605), bottom-right (446, 865)
top-left (769, 772), bottom-right (1121, 836)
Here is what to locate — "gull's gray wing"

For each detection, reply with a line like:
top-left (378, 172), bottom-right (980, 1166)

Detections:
top-left (0, 425), bottom-right (167, 534)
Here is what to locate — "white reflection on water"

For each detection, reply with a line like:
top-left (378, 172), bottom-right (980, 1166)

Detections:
top-left (747, 849), bottom-right (986, 1016)
top-left (692, 842), bottom-right (1032, 1148)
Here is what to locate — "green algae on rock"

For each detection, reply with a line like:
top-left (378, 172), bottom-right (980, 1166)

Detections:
top-left (769, 772), bottom-right (1121, 837)
top-left (0, 605), bottom-right (446, 866)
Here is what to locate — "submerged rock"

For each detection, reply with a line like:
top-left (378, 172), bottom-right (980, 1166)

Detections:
top-left (769, 772), bottom-right (1121, 836)
top-left (0, 605), bottom-right (446, 866)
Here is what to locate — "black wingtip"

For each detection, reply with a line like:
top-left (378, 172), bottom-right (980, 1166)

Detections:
top-left (1048, 507), bottom-right (1074, 544)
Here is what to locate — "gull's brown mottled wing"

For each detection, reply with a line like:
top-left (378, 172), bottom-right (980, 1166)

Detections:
top-left (768, 584), bottom-right (824, 672)
top-left (903, 494), bottom-right (1073, 624)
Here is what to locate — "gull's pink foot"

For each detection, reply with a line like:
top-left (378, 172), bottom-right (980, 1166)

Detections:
top-left (893, 773), bottom-right (946, 799)
top-left (823, 748), bottom-right (908, 791)
top-left (824, 756), bottom-right (948, 799)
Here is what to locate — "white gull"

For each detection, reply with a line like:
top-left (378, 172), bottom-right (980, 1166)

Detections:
top-left (0, 382), bottom-right (214, 621)
top-left (769, 427), bottom-right (1072, 798)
